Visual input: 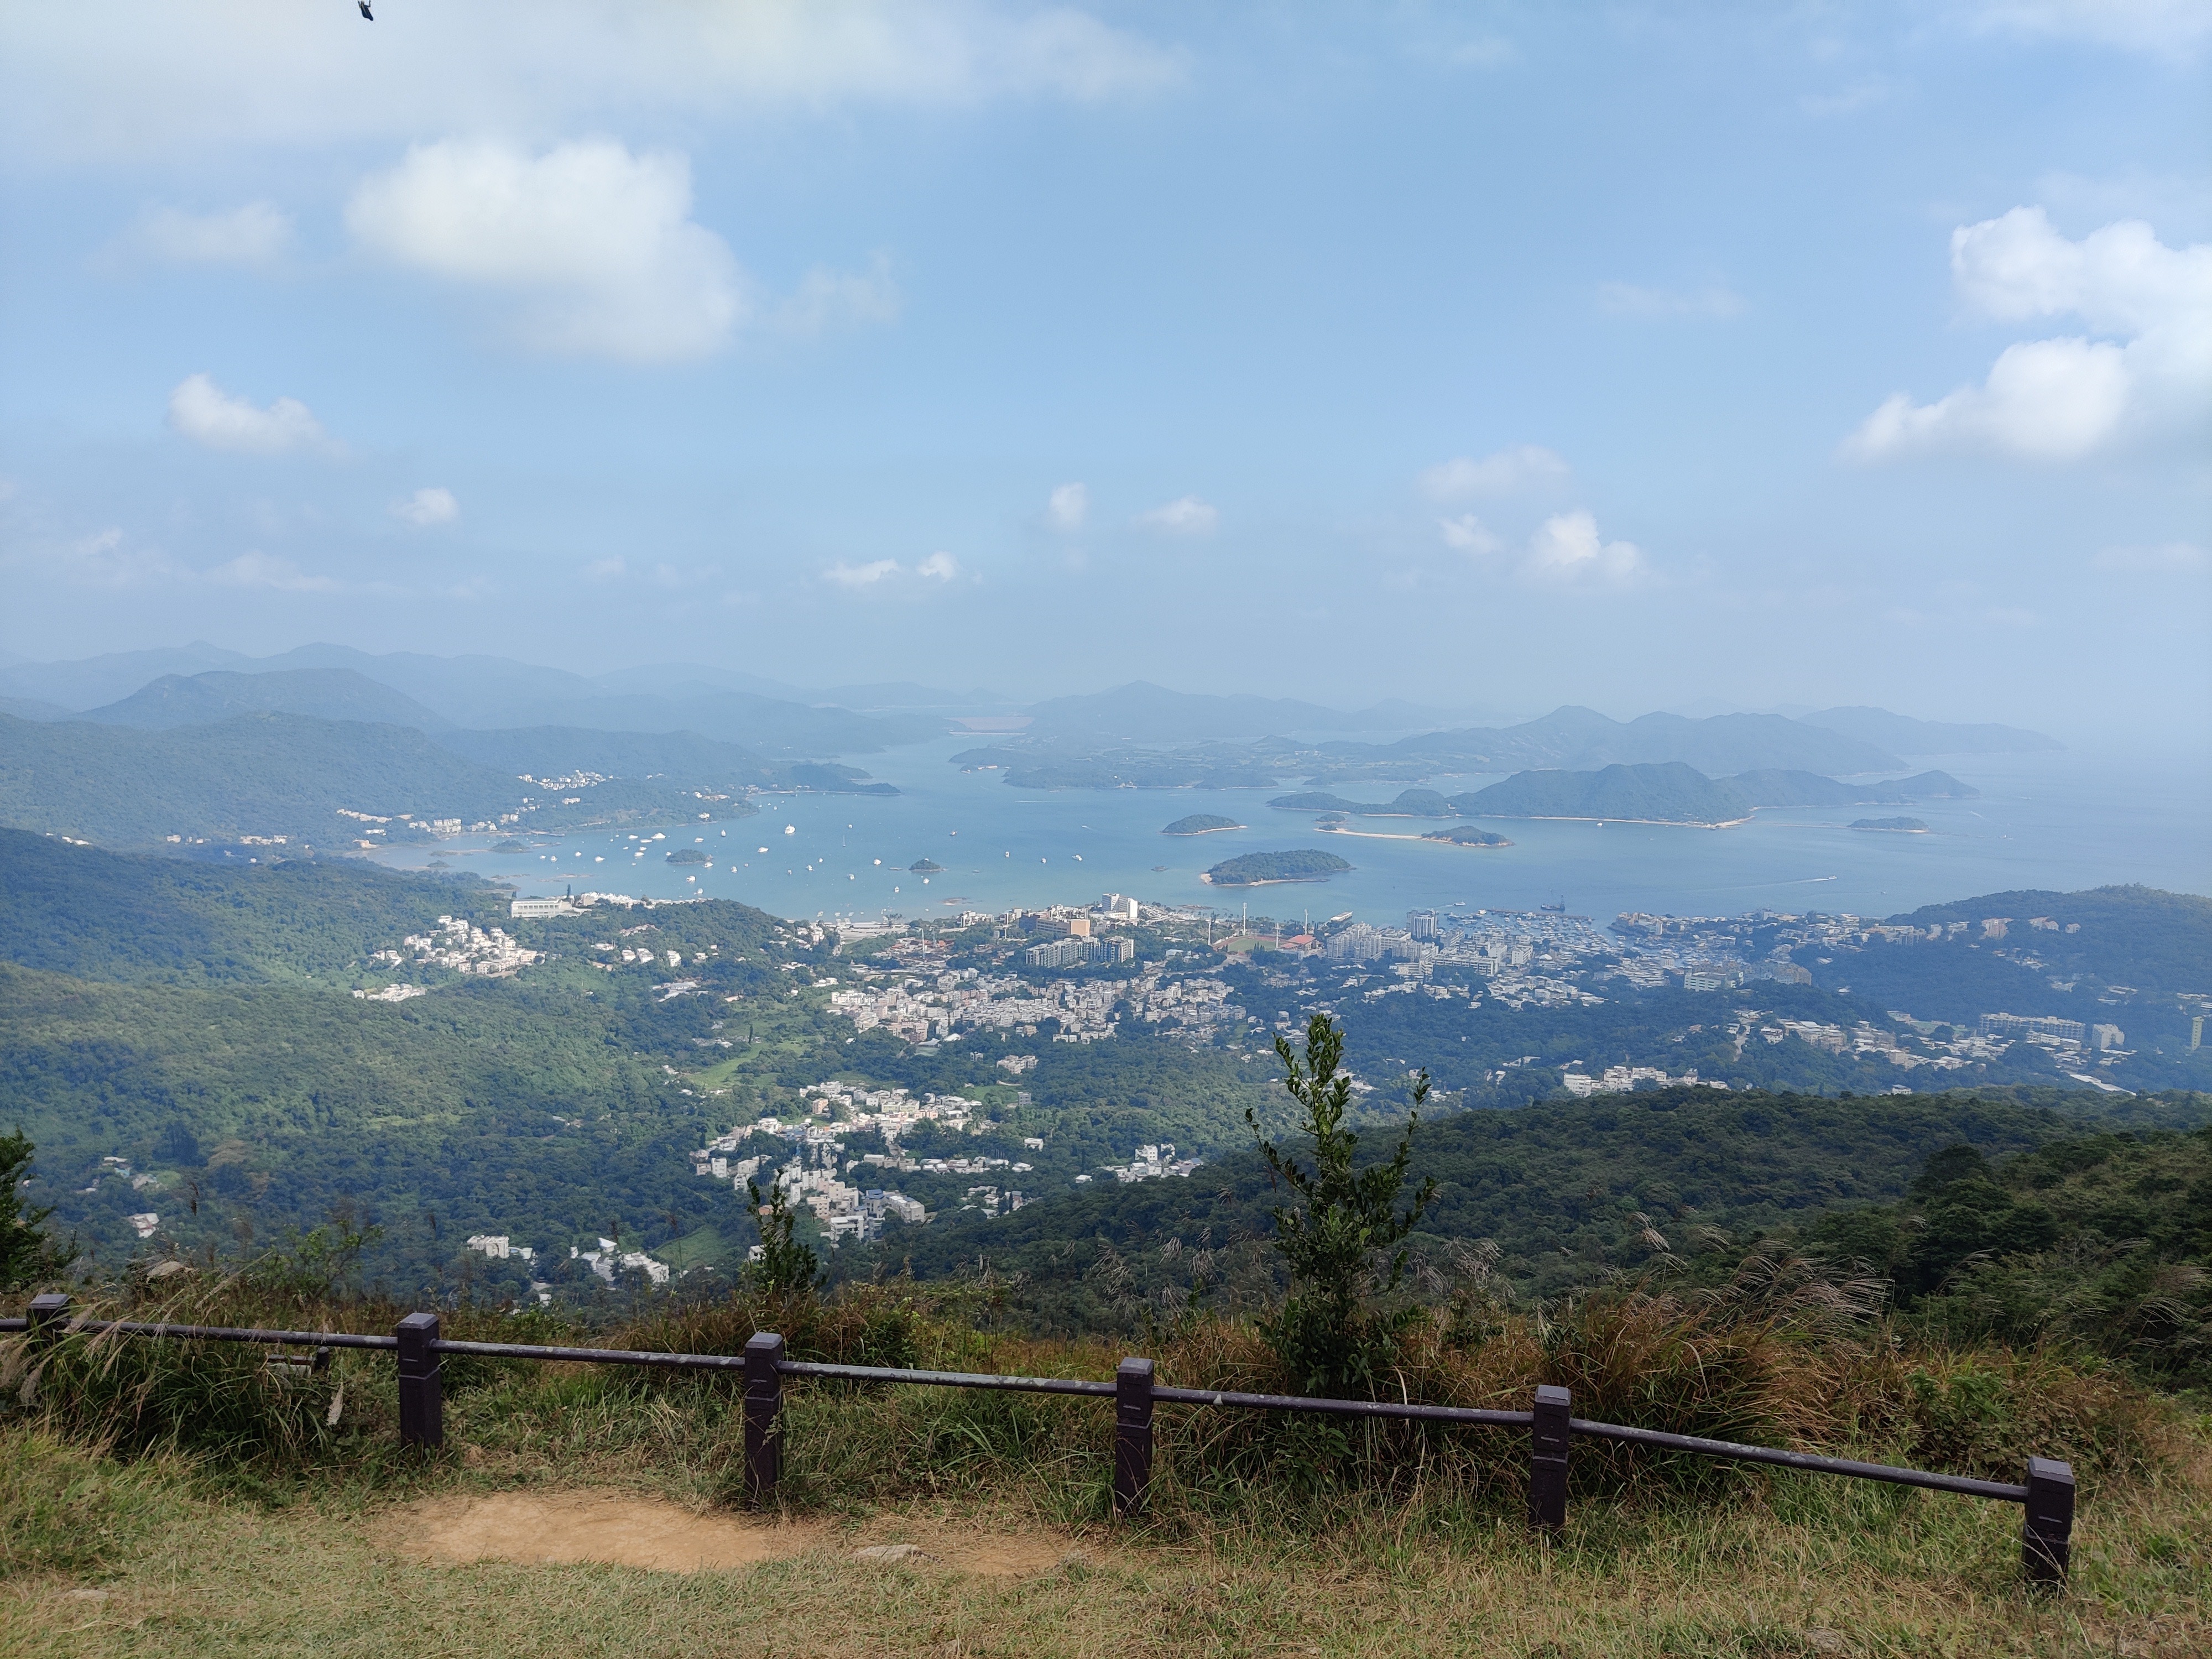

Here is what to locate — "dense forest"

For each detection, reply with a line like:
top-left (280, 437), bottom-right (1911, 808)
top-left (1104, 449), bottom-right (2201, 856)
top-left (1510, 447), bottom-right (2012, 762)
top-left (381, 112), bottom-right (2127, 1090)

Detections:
top-left (834, 1083), bottom-right (2210, 1329)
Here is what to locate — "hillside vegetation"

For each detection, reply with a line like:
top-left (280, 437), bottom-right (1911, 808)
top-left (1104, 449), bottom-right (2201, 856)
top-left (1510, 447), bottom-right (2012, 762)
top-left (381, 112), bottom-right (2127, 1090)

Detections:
top-left (842, 1084), bottom-right (2212, 1326)
top-left (1204, 849), bottom-right (1354, 885)
top-left (0, 712), bottom-right (525, 846)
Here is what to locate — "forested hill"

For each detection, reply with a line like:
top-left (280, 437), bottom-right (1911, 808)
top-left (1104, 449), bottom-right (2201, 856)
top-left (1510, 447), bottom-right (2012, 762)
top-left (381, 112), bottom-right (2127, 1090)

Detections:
top-left (0, 712), bottom-right (768, 848)
top-left (1456, 762), bottom-right (1756, 826)
top-left (0, 712), bottom-right (524, 846)
top-left (0, 827), bottom-right (508, 985)
top-left (1877, 885), bottom-right (2212, 1000)
top-left (839, 1083), bottom-right (2211, 1325)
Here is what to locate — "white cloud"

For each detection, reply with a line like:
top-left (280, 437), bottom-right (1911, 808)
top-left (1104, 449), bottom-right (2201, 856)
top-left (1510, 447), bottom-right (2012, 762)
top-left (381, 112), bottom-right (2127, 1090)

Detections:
top-left (1595, 282), bottom-right (1745, 320)
top-left (347, 138), bottom-right (746, 363)
top-left (392, 487), bottom-right (460, 528)
top-left (61, 526), bottom-right (180, 589)
top-left (585, 556), bottom-right (627, 580)
top-left (774, 254), bottom-right (902, 338)
top-left (128, 201), bottom-right (291, 267)
top-left (1844, 207), bottom-right (2211, 462)
top-left (2095, 540), bottom-right (2207, 572)
top-left (0, 3), bottom-right (1183, 167)
top-left (166, 373), bottom-right (331, 454)
top-left (204, 550), bottom-right (340, 592)
top-left (1419, 445), bottom-right (1569, 500)
top-left (1136, 495), bottom-right (1217, 535)
top-left (1523, 510), bottom-right (1644, 585)
top-left (1437, 513), bottom-right (1503, 555)
top-left (1047, 481), bottom-right (1089, 530)
top-left (1968, 1), bottom-right (2212, 58)
top-left (916, 551), bottom-right (961, 580)
top-left (824, 558), bottom-right (901, 589)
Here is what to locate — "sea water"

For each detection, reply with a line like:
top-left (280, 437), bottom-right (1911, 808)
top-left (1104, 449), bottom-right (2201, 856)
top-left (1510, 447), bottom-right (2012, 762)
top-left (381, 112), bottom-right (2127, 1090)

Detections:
top-left (373, 739), bottom-right (2211, 926)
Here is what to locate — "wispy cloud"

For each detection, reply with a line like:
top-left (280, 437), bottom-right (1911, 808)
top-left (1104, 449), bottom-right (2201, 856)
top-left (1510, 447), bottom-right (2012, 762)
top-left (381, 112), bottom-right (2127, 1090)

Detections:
top-left (127, 201), bottom-right (292, 267)
top-left (1437, 513), bottom-right (1503, 555)
top-left (1420, 445), bottom-right (1569, 500)
top-left (2, 4), bottom-right (1187, 168)
top-left (205, 550), bottom-right (341, 592)
top-left (2094, 539), bottom-right (2206, 572)
top-left (1047, 481), bottom-right (1089, 531)
top-left (392, 487), bottom-right (459, 528)
top-left (824, 558), bottom-right (901, 589)
top-left (1137, 495), bottom-right (1217, 535)
top-left (1967, 0), bottom-right (2212, 59)
top-left (916, 551), bottom-right (961, 580)
top-left (1523, 510), bottom-right (1645, 586)
top-left (166, 373), bottom-right (332, 454)
top-left (774, 253), bottom-right (901, 338)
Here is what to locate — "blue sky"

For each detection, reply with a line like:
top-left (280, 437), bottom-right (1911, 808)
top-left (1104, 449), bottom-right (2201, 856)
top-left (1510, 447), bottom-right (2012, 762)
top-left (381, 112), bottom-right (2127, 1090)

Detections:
top-left (1, 2), bottom-right (2206, 739)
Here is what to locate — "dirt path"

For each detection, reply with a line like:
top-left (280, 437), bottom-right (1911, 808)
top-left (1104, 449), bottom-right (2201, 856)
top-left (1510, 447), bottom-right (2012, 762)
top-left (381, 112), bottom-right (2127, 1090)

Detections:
top-left (384, 1488), bottom-right (1077, 1578)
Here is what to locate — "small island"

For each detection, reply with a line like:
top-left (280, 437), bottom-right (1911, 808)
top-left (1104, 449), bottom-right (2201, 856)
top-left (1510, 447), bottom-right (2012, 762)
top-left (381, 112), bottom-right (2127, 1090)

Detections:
top-left (1269, 787), bottom-right (1455, 818)
top-left (665, 847), bottom-right (708, 864)
top-left (1849, 817), bottom-right (1929, 833)
top-left (909, 858), bottom-right (945, 873)
top-left (492, 839), bottom-right (528, 853)
top-left (1161, 813), bottom-right (1245, 836)
top-left (1202, 849), bottom-right (1354, 886)
top-left (1421, 824), bottom-right (1514, 848)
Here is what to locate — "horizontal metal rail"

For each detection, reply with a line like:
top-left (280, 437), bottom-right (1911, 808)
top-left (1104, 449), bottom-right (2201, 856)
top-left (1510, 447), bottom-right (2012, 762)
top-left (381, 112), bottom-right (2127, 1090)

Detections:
top-left (781, 1359), bottom-right (1117, 1397)
top-left (1568, 1417), bottom-right (2030, 1501)
top-left (59, 1318), bottom-right (398, 1351)
top-left (9, 1294), bottom-right (2073, 1588)
top-left (432, 1337), bottom-right (746, 1370)
top-left (1155, 1384), bottom-right (1531, 1428)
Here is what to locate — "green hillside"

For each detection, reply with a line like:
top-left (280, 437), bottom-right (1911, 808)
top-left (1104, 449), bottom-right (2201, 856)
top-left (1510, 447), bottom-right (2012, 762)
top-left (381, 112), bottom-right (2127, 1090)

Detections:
top-left (1453, 763), bottom-right (1755, 826)
top-left (0, 712), bottom-right (761, 848)
top-left (0, 712), bottom-right (523, 846)
top-left (0, 828), bottom-right (498, 984)
top-left (1161, 813), bottom-right (1243, 834)
top-left (82, 668), bottom-right (447, 731)
top-left (1781, 1125), bottom-right (2212, 1380)
top-left (1204, 849), bottom-right (1354, 885)
top-left (838, 1082), bottom-right (2211, 1327)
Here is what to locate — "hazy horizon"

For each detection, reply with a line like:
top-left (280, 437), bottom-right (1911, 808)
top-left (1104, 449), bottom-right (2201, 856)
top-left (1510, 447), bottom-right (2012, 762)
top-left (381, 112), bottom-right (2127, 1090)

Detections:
top-left (3, 4), bottom-right (2206, 739)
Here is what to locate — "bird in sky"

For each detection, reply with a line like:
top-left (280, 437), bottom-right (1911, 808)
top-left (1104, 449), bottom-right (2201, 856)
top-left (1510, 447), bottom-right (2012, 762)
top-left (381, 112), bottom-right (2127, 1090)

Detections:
top-left (358, 1), bottom-right (373, 17)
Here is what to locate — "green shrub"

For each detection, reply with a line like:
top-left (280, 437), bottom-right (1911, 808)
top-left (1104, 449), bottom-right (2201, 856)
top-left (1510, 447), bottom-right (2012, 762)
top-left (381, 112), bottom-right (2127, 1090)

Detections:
top-left (1246, 1015), bottom-right (1436, 1399)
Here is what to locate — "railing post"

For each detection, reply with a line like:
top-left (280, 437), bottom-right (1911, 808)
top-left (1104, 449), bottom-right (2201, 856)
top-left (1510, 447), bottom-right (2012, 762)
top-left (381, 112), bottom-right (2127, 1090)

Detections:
top-left (395, 1312), bottom-right (442, 1449)
top-left (743, 1331), bottom-right (785, 1505)
top-left (27, 1292), bottom-right (71, 1348)
top-left (1113, 1356), bottom-right (1155, 1519)
top-left (1528, 1383), bottom-right (1570, 1533)
top-left (2022, 1457), bottom-right (2074, 1588)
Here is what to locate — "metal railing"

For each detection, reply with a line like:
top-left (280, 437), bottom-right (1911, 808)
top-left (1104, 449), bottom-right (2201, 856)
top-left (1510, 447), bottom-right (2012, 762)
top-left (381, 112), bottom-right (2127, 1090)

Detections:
top-left (6, 1293), bottom-right (2076, 1585)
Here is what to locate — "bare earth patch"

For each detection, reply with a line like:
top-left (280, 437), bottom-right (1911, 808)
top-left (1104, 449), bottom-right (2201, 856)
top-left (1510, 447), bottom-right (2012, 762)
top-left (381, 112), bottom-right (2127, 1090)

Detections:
top-left (384, 1488), bottom-right (1072, 1578)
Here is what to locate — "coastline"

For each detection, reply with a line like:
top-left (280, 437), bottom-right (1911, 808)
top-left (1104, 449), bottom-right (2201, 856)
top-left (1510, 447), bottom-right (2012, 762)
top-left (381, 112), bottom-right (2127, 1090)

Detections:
top-left (1477, 812), bottom-right (1755, 831)
top-left (1316, 825), bottom-right (1513, 848)
top-left (1160, 824), bottom-right (1247, 836)
top-left (1198, 873), bottom-right (1335, 886)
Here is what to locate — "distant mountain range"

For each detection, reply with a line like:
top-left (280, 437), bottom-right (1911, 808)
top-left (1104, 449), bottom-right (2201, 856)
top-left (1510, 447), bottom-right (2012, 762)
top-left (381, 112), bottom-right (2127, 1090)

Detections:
top-left (0, 648), bottom-right (943, 757)
top-left (1448, 763), bottom-right (1978, 827)
top-left (1020, 681), bottom-right (1465, 743)
top-left (1801, 706), bottom-right (2060, 756)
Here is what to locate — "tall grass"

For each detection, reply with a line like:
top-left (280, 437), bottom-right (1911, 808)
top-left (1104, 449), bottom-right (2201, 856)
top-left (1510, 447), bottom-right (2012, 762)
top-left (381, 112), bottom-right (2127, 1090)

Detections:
top-left (2, 1266), bottom-right (2178, 1532)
